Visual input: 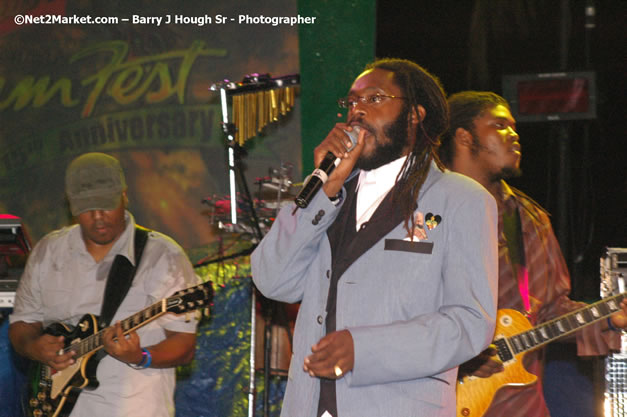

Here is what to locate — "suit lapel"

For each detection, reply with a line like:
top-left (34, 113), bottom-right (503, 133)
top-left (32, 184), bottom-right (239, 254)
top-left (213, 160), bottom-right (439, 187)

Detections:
top-left (328, 161), bottom-right (445, 276)
top-left (328, 181), bottom-right (404, 276)
top-left (346, 183), bottom-right (404, 255)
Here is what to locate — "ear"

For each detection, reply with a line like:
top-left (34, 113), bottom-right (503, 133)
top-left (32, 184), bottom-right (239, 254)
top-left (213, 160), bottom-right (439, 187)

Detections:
top-left (410, 105), bottom-right (426, 126)
top-left (122, 191), bottom-right (129, 208)
top-left (454, 127), bottom-right (474, 150)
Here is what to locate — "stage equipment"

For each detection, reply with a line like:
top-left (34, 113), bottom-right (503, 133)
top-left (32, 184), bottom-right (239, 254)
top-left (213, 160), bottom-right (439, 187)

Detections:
top-left (0, 215), bottom-right (31, 310)
top-left (600, 247), bottom-right (627, 417)
top-left (255, 162), bottom-right (298, 216)
top-left (209, 74), bottom-right (299, 417)
top-left (210, 74), bottom-right (298, 227)
top-left (502, 71), bottom-right (597, 122)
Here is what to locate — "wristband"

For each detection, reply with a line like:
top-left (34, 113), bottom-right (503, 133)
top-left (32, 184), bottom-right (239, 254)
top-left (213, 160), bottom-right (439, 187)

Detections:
top-left (607, 317), bottom-right (621, 332)
top-left (329, 190), bottom-right (343, 205)
top-left (128, 348), bottom-right (152, 369)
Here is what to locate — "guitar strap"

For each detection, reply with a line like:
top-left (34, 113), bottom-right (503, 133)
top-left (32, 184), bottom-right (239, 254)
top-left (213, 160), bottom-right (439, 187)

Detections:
top-left (503, 204), bottom-right (530, 313)
top-left (98, 225), bottom-right (150, 328)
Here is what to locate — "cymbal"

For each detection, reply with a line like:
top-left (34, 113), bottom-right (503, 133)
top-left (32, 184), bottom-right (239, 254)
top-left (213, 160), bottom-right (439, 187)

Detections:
top-left (257, 199), bottom-right (291, 210)
top-left (255, 185), bottom-right (299, 201)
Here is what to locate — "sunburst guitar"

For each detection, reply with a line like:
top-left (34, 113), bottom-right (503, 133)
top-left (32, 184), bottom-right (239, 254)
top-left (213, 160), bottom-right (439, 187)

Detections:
top-left (456, 292), bottom-right (626, 417)
top-left (25, 281), bottom-right (214, 417)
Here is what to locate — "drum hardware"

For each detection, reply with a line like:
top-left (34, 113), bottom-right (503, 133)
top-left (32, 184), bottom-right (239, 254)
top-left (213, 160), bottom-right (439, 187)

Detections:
top-left (254, 298), bottom-right (295, 377)
top-left (255, 162), bottom-right (297, 217)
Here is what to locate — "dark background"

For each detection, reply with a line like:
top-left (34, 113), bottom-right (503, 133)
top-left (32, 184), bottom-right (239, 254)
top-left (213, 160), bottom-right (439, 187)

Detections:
top-left (377, 0), bottom-right (626, 301)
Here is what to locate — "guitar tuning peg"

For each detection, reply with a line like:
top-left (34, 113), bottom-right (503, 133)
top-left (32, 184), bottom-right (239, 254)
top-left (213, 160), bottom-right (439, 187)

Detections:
top-left (204, 308), bottom-right (210, 317)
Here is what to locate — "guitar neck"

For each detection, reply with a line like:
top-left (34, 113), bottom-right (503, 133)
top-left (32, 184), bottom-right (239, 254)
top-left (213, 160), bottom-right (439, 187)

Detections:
top-left (65, 299), bottom-right (167, 358)
top-left (497, 293), bottom-right (626, 360)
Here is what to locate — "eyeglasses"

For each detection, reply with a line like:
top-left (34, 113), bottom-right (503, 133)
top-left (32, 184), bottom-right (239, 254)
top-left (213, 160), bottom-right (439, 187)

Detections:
top-left (337, 94), bottom-right (406, 109)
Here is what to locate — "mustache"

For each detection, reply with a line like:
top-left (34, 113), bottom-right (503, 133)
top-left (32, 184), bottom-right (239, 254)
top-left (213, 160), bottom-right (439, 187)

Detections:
top-left (348, 117), bottom-right (375, 133)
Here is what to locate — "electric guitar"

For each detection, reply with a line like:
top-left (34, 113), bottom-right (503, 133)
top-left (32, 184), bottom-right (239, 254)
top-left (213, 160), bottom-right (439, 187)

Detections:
top-left (456, 292), bottom-right (626, 417)
top-left (25, 281), bottom-right (214, 417)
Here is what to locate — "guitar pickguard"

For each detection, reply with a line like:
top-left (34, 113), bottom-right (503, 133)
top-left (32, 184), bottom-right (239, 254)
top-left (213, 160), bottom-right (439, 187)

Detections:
top-left (50, 358), bottom-right (83, 399)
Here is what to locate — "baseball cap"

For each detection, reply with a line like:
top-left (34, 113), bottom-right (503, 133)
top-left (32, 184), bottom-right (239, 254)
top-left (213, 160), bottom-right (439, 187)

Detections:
top-left (65, 153), bottom-right (127, 216)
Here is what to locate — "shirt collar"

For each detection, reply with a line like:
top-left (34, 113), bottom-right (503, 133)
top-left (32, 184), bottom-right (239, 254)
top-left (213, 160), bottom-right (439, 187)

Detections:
top-left (498, 180), bottom-right (519, 213)
top-left (356, 155), bottom-right (407, 194)
top-left (500, 180), bottom-right (516, 201)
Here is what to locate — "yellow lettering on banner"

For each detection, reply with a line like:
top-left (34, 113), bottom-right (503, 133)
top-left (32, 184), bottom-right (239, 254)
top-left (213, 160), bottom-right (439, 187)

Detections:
top-left (74, 40), bottom-right (218, 117)
top-left (0, 41), bottom-right (226, 118)
top-left (0, 76), bottom-right (78, 110)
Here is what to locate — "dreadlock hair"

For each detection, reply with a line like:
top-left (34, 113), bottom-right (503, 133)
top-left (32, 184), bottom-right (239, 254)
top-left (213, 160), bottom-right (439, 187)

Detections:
top-left (364, 58), bottom-right (449, 233)
top-left (439, 91), bottom-right (510, 166)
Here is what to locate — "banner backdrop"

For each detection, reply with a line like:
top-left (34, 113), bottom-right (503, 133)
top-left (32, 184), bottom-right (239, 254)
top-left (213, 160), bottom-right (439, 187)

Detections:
top-left (0, 0), bottom-right (302, 249)
top-left (0, 1), bottom-right (303, 415)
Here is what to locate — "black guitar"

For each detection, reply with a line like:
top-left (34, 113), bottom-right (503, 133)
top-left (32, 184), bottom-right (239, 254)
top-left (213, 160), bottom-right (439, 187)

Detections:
top-left (25, 281), bottom-right (214, 417)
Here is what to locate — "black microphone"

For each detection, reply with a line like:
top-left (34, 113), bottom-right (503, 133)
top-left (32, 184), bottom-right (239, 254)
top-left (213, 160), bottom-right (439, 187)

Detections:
top-left (294, 126), bottom-right (360, 208)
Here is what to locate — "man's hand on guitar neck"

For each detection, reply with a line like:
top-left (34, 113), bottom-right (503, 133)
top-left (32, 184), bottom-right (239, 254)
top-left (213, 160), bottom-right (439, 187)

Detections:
top-left (458, 344), bottom-right (504, 379)
top-left (8, 321), bottom-right (76, 371)
top-left (102, 322), bottom-right (197, 368)
top-left (102, 321), bottom-right (144, 366)
top-left (458, 298), bottom-right (627, 380)
top-left (608, 299), bottom-right (627, 330)
top-left (610, 298), bottom-right (627, 330)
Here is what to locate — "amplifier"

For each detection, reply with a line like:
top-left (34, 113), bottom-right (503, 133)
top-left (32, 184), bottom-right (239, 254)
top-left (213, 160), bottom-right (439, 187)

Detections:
top-left (0, 292), bottom-right (15, 308)
top-left (0, 279), bottom-right (18, 308)
top-left (0, 215), bottom-right (31, 310)
top-left (601, 247), bottom-right (627, 417)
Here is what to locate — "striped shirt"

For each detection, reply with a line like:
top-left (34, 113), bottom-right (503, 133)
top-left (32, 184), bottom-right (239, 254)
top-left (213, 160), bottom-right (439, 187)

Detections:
top-left (483, 181), bottom-right (619, 417)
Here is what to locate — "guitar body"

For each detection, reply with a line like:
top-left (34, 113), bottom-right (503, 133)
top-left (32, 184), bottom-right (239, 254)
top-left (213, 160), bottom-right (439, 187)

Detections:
top-left (26, 314), bottom-right (102, 417)
top-left (456, 309), bottom-right (537, 417)
top-left (23, 281), bottom-right (214, 417)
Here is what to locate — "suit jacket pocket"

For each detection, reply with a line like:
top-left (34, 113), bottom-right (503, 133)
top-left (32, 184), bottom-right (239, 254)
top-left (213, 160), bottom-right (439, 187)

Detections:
top-left (384, 239), bottom-right (433, 254)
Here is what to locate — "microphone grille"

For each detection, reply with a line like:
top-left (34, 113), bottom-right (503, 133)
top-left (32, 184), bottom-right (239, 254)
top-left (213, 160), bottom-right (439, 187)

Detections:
top-left (343, 126), bottom-right (360, 149)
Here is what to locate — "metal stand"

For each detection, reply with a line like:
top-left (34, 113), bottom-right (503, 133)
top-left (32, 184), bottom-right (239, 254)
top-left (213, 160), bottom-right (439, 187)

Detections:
top-left (210, 74), bottom-right (299, 417)
top-left (213, 84), bottom-right (262, 417)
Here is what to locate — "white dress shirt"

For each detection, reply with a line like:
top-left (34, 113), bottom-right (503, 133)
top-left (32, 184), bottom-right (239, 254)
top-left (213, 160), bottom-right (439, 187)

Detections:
top-left (355, 156), bottom-right (407, 230)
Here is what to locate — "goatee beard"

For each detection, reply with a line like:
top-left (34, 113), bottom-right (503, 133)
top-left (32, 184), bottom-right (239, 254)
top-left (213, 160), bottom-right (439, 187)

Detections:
top-left (491, 166), bottom-right (522, 182)
top-left (355, 104), bottom-right (410, 171)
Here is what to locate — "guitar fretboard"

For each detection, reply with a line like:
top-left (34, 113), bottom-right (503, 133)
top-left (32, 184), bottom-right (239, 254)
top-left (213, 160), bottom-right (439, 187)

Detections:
top-left (495, 293), bottom-right (626, 362)
top-left (65, 299), bottom-right (167, 358)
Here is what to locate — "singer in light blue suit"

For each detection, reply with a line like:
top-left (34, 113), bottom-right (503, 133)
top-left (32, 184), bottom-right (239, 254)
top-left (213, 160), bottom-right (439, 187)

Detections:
top-left (251, 59), bottom-right (498, 417)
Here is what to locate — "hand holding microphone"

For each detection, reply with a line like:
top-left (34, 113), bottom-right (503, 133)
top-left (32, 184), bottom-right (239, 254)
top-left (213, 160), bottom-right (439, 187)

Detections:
top-left (295, 126), bottom-right (362, 208)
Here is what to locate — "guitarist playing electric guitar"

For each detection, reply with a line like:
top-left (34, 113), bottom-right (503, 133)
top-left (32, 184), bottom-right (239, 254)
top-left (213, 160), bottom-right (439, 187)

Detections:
top-left (9, 153), bottom-right (202, 417)
top-left (439, 92), bottom-right (627, 417)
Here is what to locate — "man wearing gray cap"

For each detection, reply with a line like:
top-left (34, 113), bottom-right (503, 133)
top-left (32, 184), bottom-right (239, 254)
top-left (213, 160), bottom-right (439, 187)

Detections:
top-left (9, 152), bottom-right (199, 417)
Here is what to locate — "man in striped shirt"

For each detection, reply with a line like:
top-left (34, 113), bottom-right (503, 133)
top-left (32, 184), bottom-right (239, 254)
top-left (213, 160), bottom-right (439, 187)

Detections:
top-left (438, 91), bottom-right (627, 417)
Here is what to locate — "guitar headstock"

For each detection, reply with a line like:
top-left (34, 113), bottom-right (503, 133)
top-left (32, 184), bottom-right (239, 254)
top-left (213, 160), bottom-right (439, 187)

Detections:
top-left (166, 281), bottom-right (214, 315)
